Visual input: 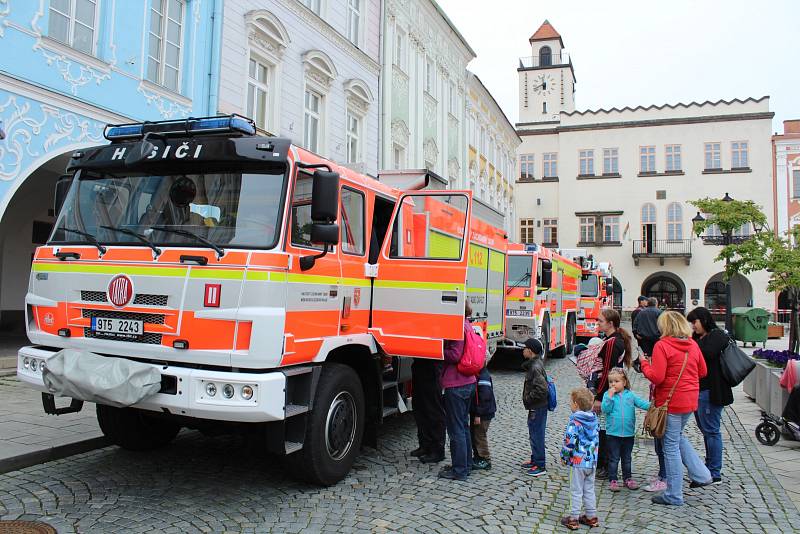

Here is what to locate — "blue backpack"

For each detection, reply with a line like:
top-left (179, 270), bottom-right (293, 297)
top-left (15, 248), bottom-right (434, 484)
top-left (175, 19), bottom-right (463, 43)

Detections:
top-left (546, 375), bottom-right (557, 411)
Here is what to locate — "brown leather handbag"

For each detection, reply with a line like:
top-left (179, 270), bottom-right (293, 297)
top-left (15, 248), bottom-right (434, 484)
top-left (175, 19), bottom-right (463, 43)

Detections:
top-left (644, 351), bottom-right (688, 438)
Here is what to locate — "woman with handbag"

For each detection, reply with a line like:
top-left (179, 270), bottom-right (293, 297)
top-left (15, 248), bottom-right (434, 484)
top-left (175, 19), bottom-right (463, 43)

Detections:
top-left (686, 307), bottom-right (732, 485)
top-left (640, 311), bottom-right (712, 506)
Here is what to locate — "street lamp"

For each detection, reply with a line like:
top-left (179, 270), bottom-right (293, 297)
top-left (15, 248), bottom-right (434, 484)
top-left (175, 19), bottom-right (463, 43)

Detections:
top-left (720, 193), bottom-right (734, 334)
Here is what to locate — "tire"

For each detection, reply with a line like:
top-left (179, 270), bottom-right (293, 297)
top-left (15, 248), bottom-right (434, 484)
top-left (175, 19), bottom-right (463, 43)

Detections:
top-left (755, 422), bottom-right (780, 446)
top-left (564, 316), bottom-right (576, 356)
top-left (291, 363), bottom-right (365, 486)
top-left (96, 405), bottom-right (181, 451)
top-left (540, 317), bottom-right (551, 361)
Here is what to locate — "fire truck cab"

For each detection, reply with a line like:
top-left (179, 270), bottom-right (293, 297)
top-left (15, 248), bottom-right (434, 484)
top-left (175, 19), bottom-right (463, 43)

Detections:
top-left (16, 115), bottom-right (504, 485)
top-left (559, 249), bottom-right (614, 340)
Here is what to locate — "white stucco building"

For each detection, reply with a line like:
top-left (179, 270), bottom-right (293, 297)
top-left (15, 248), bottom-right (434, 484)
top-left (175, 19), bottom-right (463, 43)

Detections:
top-left (514, 21), bottom-right (775, 313)
top-left (218, 0), bottom-right (381, 175)
top-left (773, 119), bottom-right (800, 237)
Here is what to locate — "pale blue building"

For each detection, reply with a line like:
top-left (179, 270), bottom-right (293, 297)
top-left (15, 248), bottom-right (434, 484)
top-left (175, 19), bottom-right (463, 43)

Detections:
top-left (0, 0), bottom-right (221, 330)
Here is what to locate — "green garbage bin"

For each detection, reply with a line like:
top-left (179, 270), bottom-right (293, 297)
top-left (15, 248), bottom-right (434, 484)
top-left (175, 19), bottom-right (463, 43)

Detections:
top-left (731, 307), bottom-right (769, 348)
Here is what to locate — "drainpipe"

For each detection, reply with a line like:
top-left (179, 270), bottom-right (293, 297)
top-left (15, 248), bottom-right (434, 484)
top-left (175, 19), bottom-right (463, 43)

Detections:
top-left (207, 0), bottom-right (223, 115)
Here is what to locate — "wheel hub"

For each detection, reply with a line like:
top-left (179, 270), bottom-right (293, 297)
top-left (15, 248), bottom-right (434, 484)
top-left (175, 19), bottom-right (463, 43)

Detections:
top-left (325, 391), bottom-right (356, 461)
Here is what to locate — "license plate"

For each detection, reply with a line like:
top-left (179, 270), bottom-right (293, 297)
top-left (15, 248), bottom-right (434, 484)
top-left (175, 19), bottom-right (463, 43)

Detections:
top-left (506, 309), bottom-right (532, 318)
top-left (91, 317), bottom-right (143, 339)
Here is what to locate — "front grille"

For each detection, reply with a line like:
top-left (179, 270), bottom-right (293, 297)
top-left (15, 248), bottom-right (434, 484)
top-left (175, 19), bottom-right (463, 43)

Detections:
top-left (80, 291), bottom-right (168, 307)
top-left (82, 308), bottom-right (165, 325)
top-left (84, 328), bottom-right (163, 345)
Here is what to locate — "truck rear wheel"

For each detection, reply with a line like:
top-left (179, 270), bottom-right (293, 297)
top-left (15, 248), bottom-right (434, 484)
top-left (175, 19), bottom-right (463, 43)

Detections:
top-left (96, 405), bottom-right (181, 451)
top-left (541, 317), bottom-right (551, 361)
top-left (291, 363), bottom-right (365, 486)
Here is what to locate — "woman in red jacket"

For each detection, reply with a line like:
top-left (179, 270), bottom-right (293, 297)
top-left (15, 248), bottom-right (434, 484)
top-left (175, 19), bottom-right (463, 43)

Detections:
top-left (641, 311), bottom-right (712, 506)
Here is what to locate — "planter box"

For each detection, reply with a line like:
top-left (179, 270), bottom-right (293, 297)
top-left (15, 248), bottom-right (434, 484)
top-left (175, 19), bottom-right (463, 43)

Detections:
top-left (742, 359), bottom-right (757, 398)
top-left (755, 361), bottom-right (781, 412)
top-left (770, 369), bottom-right (790, 416)
top-left (768, 324), bottom-right (785, 339)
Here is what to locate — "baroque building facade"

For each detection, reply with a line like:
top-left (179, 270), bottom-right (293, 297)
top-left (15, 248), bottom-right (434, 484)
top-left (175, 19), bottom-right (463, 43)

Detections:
top-left (514, 21), bottom-right (774, 313)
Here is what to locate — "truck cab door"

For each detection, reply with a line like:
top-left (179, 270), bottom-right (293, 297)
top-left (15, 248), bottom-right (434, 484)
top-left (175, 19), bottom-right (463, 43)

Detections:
top-left (369, 191), bottom-right (471, 358)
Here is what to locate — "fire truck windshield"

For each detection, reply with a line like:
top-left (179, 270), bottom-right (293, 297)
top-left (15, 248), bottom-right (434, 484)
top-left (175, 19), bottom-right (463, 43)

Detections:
top-left (581, 274), bottom-right (599, 297)
top-left (507, 255), bottom-right (533, 287)
top-left (50, 169), bottom-right (286, 250)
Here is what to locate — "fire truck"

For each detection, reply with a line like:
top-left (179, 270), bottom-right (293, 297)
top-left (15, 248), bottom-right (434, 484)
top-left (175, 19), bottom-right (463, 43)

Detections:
top-left (559, 249), bottom-right (614, 340)
top-left (16, 115), bottom-right (507, 486)
top-left (500, 243), bottom-right (580, 358)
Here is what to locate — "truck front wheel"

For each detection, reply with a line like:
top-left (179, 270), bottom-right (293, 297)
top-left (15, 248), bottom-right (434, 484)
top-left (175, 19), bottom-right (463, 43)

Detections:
top-left (292, 363), bottom-right (365, 486)
top-left (97, 405), bottom-right (181, 451)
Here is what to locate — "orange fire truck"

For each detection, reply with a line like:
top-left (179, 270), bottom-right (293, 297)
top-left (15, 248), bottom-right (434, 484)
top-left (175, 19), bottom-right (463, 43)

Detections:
top-left (16, 115), bottom-right (507, 486)
top-left (500, 243), bottom-right (580, 358)
top-left (559, 249), bottom-right (614, 340)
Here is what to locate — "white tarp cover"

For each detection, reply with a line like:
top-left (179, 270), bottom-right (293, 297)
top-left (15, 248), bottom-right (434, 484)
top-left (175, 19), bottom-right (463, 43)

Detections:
top-left (42, 349), bottom-right (162, 407)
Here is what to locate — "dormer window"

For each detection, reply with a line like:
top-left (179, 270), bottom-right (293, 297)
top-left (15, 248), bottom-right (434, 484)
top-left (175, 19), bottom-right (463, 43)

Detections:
top-left (539, 46), bottom-right (552, 67)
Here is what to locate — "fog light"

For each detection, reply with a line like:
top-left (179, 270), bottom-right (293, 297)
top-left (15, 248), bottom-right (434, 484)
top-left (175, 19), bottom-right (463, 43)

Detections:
top-left (241, 385), bottom-right (254, 400)
top-left (205, 383), bottom-right (217, 397)
top-left (23, 358), bottom-right (30, 369)
top-left (40, 361), bottom-right (46, 372)
top-left (30, 360), bottom-right (37, 372)
top-left (222, 384), bottom-right (234, 399)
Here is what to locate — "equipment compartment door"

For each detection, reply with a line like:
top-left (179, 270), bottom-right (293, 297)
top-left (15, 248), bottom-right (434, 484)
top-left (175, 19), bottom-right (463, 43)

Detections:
top-left (370, 191), bottom-right (471, 358)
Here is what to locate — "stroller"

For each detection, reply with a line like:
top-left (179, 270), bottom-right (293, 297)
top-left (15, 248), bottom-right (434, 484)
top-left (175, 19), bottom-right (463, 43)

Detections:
top-left (755, 386), bottom-right (800, 446)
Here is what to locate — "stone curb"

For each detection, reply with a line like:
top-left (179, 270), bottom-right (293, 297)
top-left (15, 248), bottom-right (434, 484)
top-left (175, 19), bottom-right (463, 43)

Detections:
top-left (0, 436), bottom-right (110, 475)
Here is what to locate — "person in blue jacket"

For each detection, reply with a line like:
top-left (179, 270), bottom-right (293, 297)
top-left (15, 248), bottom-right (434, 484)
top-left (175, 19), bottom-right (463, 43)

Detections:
top-left (560, 387), bottom-right (600, 530)
top-left (470, 366), bottom-right (497, 470)
top-left (601, 367), bottom-right (650, 491)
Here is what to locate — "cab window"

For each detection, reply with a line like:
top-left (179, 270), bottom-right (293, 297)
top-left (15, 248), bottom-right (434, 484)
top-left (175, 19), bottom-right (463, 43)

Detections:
top-left (290, 172), bottom-right (322, 250)
top-left (389, 194), bottom-right (467, 260)
top-left (340, 187), bottom-right (365, 255)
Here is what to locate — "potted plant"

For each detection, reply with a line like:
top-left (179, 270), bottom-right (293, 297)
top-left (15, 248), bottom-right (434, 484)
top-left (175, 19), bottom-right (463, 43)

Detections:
top-left (768, 321), bottom-right (785, 339)
top-left (751, 349), bottom-right (800, 412)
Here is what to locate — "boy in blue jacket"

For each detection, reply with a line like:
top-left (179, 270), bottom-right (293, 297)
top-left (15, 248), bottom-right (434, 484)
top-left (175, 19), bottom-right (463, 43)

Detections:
top-left (470, 366), bottom-right (497, 470)
top-left (601, 367), bottom-right (650, 491)
top-left (560, 388), bottom-right (600, 530)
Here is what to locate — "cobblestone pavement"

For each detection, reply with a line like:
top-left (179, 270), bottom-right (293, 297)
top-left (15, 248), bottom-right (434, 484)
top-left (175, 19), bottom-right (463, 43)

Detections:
top-left (0, 354), bottom-right (798, 534)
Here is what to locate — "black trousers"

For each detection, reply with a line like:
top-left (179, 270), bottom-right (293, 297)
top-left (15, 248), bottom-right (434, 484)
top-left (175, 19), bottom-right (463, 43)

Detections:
top-left (412, 359), bottom-right (445, 454)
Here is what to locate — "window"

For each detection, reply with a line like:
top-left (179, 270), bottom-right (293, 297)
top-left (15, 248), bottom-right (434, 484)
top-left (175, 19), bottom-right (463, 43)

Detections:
top-left (479, 127), bottom-right (486, 155)
top-left (667, 202), bottom-right (682, 240)
top-left (393, 144), bottom-right (405, 170)
top-left (147, 0), bottom-right (185, 92)
top-left (732, 141), bottom-right (749, 168)
top-left (425, 58), bottom-right (435, 95)
top-left (640, 145), bottom-right (655, 173)
top-left (291, 173), bottom-right (321, 250)
top-left (539, 46), bottom-right (552, 67)
top-left (543, 153), bottom-right (558, 178)
top-left (246, 57), bottom-right (270, 131)
top-left (603, 216), bottom-right (619, 242)
top-left (543, 218), bottom-right (558, 244)
top-left (542, 102), bottom-right (547, 114)
top-left (519, 154), bottom-right (534, 180)
top-left (641, 203), bottom-right (656, 225)
top-left (304, 0), bottom-right (321, 15)
top-left (603, 148), bottom-right (619, 174)
top-left (704, 142), bottom-right (721, 170)
top-left (391, 194), bottom-right (467, 259)
top-left (579, 216), bottom-right (595, 243)
top-left (345, 110), bottom-right (360, 164)
top-left (340, 188), bottom-right (365, 255)
top-left (793, 170), bottom-right (800, 199)
top-left (520, 219), bottom-right (535, 243)
top-left (579, 150), bottom-right (594, 176)
top-left (48, 0), bottom-right (97, 55)
top-left (665, 144), bottom-right (682, 172)
top-left (346, 0), bottom-right (361, 45)
top-left (393, 28), bottom-right (406, 70)
top-left (304, 89), bottom-right (322, 153)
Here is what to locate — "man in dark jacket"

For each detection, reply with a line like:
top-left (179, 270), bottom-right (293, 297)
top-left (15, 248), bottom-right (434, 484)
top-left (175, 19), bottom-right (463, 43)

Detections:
top-left (470, 366), bottom-right (497, 470)
top-left (522, 338), bottom-right (549, 477)
top-left (411, 359), bottom-right (446, 463)
top-left (630, 296), bottom-right (649, 334)
top-left (633, 297), bottom-right (661, 356)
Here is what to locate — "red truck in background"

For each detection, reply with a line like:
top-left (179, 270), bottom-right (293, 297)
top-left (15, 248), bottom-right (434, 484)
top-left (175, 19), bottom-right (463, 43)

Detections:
top-left (558, 250), bottom-right (613, 341)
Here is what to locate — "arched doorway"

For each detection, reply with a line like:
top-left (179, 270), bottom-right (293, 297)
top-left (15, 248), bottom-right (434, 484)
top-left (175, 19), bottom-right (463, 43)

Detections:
top-left (539, 46), bottom-right (552, 66)
top-left (0, 150), bottom-right (73, 331)
top-left (612, 277), bottom-right (623, 311)
top-left (704, 273), bottom-right (753, 322)
top-left (642, 272), bottom-right (686, 313)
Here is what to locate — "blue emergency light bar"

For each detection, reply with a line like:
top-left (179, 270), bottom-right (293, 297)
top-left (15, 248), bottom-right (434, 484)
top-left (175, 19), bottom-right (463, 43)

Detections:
top-left (104, 114), bottom-right (256, 141)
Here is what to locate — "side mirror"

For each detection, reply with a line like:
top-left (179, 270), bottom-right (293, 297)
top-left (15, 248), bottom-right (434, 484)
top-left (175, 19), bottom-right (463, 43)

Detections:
top-left (54, 174), bottom-right (74, 216)
top-left (605, 277), bottom-right (614, 295)
top-left (311, 223), bottom-right (339, 245)
top-left (311, 170), bottom-right (340, 222)
top-left (538, 260), bottom-right (552, 292)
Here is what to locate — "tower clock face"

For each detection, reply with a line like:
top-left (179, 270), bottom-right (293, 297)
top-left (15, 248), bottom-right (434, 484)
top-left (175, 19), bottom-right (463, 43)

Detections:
top-left (533, 74), bottom-right (555, 95)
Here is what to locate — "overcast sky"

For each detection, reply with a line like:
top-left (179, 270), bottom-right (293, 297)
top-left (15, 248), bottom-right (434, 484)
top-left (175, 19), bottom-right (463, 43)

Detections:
top-left (435, 0), bottom-right (800, 133)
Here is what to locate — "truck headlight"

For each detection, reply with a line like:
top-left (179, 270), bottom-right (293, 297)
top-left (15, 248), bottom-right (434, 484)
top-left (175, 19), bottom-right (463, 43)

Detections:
top-left (241, 385), bottom-right (254, 400)
top-left (23, 358), bottom-right (30, 369)
top-left (222, 384), bottom-right (234, 399)
top-left (205, 383), bottom-right (217, 397)
top-left (30, 360), bottom-right (37, 372)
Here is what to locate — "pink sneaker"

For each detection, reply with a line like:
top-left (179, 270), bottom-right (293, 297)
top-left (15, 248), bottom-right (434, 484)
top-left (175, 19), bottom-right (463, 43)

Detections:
top-left (625, 479), bottom-right (639, 490)
top-left (642, 479), bottom-right (666, 492)
top-left (609, 480), bottom-right (621, 492)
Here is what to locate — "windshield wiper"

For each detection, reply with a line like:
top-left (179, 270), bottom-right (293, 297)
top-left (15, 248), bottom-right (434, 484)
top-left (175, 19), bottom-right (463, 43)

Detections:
top-left (59, 227), bottom-right (107, 254)
top-left (100, 225), bottom-right (162, 257)
top-left (151, 226), bottom-right (224, 258)
top-left (506, 272), bottom-right (532, 294)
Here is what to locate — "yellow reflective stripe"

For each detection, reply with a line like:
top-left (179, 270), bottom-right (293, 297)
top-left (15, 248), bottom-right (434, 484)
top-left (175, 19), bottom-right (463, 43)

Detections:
top-left (489, 250), bottom-right (505, 273)
top-left (31, 263), bottom-right (186, 277)
top-left (467, 287), bottom-right (486, 294)
top-left (374, 279), bottom-right (465, 291)
top-left (488, 323), bottom-right (502, 332)
top-left (488, 289), bottom-right (504, 296)
top-left (469, 244), bottom-right (488, 269)
top-left (246, 271), bottom-right (270, 281)
top-left (189, 268), bottom-right (244, 280)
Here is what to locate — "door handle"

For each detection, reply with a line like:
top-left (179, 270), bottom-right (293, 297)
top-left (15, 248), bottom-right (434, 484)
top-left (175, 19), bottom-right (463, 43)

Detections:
top-left (441, 292), bottom-right (458, 303)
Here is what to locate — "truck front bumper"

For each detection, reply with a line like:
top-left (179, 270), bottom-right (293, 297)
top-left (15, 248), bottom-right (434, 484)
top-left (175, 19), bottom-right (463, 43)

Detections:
top-left (17, 346), bottom-right (288, 423)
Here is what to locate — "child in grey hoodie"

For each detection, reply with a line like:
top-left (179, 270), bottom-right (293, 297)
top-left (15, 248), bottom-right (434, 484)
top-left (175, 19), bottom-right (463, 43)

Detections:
top-left (560, 388), bottom-right (600, 530)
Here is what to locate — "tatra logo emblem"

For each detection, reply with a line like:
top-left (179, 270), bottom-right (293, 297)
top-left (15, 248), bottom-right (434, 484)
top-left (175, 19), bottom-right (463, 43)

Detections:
top-left (353, 288), bottom-right (361, 307)
top-left (108, 275), bottom-right (134, 307)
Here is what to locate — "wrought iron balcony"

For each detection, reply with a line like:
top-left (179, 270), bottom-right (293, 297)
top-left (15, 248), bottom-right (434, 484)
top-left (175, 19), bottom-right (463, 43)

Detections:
top-left (632, 239), bottom-right (692, 266)
top-left (519, 53), bottom-right (571, 69)
top-left (701, 235), bottom-right (751, 245)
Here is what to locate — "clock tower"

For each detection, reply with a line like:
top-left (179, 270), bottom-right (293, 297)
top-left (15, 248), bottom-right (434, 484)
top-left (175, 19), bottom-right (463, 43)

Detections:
top-left (518, 20), bottom-right (576, 124)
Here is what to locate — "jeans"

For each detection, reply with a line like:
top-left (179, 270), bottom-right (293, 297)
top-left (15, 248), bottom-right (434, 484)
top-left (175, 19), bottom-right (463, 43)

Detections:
top-left (694, 389), bottom-right (724, 479)
top-left (654, 437), bottom-right (666, 480)
top-left (606, 435), bottom-right (634, 482)
top-left (569, 467), bottom-right (597, 519)
top-left (662, 412), bottom-right (712, 505)
top-left (444, 384), bottom-right (474, 479)
top-left (527, 407), bottom-right (548, 468)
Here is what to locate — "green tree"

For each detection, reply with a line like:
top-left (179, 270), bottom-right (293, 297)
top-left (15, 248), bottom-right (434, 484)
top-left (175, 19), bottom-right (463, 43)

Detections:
top-left (690, 197), bottom-right (799, 353)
